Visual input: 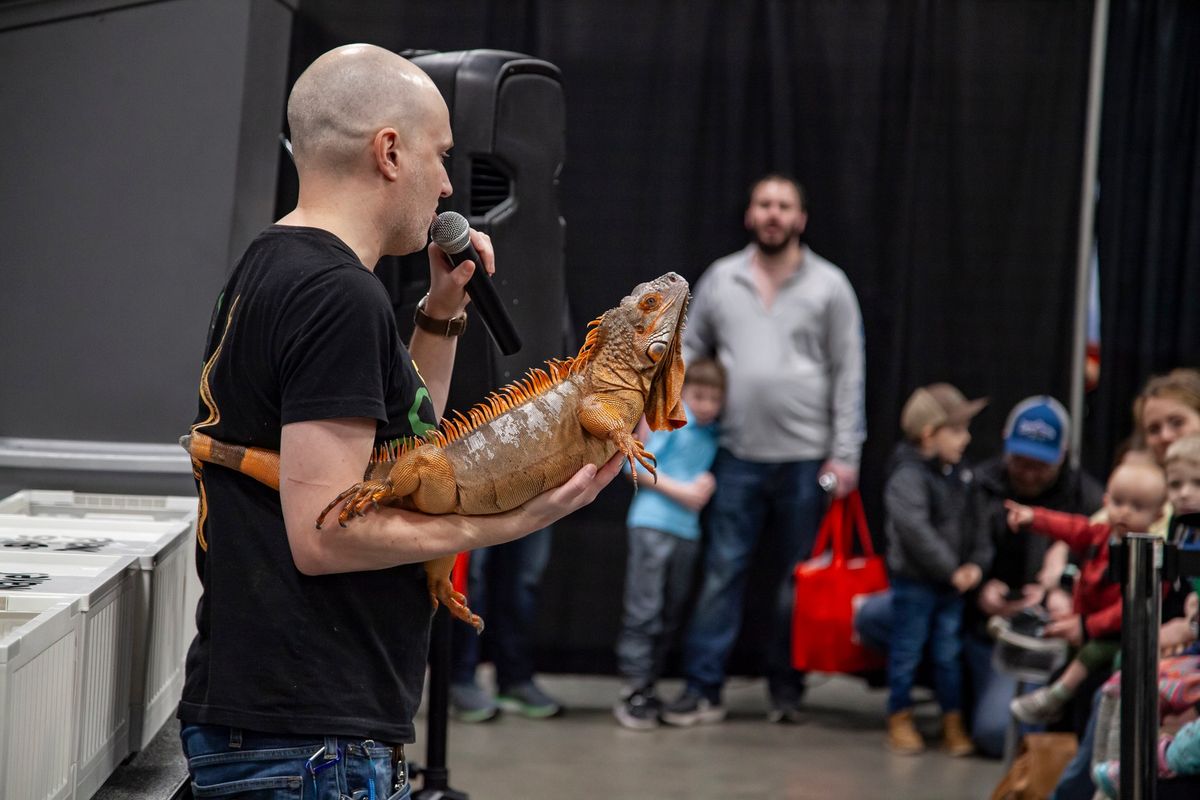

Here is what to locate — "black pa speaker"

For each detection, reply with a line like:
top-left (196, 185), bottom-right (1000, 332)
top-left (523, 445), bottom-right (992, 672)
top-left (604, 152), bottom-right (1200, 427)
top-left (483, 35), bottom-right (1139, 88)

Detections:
top-left (377, 49), bottom-right (569, 413)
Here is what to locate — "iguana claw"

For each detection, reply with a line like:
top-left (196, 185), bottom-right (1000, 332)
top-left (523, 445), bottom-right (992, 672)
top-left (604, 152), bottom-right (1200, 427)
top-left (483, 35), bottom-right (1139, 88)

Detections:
top-left (620, 435), bottom-right (658, 487)
top-left (316, 479), bottom-right (394, 529)
top-left (429, 577), bottom-right (485, 633)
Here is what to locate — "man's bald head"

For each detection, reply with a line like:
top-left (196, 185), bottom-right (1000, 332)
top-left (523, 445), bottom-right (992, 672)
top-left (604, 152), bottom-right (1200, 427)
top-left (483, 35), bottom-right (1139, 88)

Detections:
top-left (287, 44), bottom-right (443, 173)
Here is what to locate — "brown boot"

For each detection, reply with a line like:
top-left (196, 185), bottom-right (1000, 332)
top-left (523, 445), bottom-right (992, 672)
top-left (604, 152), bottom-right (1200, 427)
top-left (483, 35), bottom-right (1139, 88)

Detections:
top-left (886, 709), bottom-right (925, 754)
top-left (942, 711), bottom-right (974, 757)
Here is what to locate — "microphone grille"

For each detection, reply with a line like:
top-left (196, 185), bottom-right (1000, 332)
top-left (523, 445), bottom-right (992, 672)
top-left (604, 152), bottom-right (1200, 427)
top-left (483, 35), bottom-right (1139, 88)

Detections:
top-left (431, 211), bottom-right (471, 254)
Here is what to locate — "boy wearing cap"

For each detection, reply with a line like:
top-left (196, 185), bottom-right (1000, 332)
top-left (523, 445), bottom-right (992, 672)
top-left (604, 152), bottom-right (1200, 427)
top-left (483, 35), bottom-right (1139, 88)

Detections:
top-left (884, 383), bottom-right (992, 755)
top-left (963, 396), bottom-right (1104, 757)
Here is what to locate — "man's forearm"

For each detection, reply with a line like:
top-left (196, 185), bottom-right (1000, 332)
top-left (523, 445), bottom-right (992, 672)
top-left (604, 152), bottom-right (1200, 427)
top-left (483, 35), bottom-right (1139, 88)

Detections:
top-left (408, 330), bottom-right (458, 419)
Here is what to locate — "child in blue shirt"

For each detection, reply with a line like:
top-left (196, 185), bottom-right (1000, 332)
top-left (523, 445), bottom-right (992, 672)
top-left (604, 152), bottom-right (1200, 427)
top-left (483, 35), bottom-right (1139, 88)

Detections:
top-left (613, 358), bottom-right (725, 730)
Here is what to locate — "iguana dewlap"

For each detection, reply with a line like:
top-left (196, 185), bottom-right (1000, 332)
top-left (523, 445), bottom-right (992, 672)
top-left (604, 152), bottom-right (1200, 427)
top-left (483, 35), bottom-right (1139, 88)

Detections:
top-left (183, 272), bottom-right (690, 631)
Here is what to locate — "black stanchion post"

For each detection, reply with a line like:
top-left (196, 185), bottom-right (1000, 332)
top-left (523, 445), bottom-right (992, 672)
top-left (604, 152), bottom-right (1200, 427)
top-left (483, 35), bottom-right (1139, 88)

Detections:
top-left (413, 607), bottom-right (468, 800)
top-left (1119, 533), bottom-right (1161, 800)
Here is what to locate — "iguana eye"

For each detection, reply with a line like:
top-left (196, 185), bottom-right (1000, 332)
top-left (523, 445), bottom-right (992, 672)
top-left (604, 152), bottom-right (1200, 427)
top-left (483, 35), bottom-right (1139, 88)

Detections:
top-left (640, 294), bottom-right (660, 311)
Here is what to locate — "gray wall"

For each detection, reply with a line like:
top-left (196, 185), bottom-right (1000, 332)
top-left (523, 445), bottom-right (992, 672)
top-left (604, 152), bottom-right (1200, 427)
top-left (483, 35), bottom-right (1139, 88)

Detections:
top-left (0, 0), bottom-right (294, 447)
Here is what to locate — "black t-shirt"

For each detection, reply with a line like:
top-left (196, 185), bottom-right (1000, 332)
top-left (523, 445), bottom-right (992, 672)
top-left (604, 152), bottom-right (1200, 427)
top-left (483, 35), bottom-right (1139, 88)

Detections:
top-left (178, 226), bottom-right (437, 742)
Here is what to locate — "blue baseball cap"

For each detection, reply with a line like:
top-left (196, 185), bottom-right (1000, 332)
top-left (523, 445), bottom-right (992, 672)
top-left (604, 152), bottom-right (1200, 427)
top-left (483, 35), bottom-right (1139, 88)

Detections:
top-left (1003, 396), bottom-right (1070, 465)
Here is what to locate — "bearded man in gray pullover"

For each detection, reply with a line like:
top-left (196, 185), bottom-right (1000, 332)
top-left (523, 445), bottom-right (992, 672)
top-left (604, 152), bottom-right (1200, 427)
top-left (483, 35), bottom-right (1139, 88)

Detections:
top-left (663, 174), bottom-right (866, 726)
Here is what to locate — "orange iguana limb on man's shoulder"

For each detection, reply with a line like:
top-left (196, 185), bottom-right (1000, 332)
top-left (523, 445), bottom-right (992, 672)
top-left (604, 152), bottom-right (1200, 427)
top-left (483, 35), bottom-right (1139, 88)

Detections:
top-left (182, 272), bottom-right (690, 632)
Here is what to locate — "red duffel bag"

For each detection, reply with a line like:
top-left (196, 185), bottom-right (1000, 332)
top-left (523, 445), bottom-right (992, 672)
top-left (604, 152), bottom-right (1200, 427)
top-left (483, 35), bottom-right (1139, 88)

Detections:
top-left (791, 489), bottom-right (888, 673)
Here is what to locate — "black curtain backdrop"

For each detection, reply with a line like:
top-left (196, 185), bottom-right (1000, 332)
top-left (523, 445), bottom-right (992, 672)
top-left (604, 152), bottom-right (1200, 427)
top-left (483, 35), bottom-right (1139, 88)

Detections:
top-left (282, 1), bottom-right (1095, 673)
top-left (1085, 1), bottom-right (1200, 476)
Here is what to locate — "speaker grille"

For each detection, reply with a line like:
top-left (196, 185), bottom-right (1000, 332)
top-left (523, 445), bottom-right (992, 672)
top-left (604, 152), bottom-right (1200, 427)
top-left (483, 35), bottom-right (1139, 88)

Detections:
top-left (470, 157), bottom-right (511, 216)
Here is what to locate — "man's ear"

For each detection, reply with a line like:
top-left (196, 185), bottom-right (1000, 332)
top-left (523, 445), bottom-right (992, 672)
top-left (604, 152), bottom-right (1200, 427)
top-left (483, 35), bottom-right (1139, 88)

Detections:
top-left (796, 209), bottom-right (809, 236)
top-left (373, 128), bottom-right (402, 181)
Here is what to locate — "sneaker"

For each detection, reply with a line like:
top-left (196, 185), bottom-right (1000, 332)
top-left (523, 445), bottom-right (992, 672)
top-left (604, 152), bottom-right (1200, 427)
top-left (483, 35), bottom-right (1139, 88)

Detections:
top-left (613, 688), bottom-right (660, 731)
top-left (1092, 760), bottom-right (1119, 799)
top-left (450, 682), bottom-right (499, 723)
top-left (1009, 685), bottom-right (1066, 724)
top-left (496, 680), bottom-right (563, 719)
top-left (767, 681), bottom-right (804, 724)
top-left (661, 689), bottom-right (726, 727)
top-left (767, 703), bottom-right (803, 724)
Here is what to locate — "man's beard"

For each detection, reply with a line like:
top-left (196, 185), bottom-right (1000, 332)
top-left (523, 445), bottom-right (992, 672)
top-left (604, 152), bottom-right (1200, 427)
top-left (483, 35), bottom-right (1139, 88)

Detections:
top-left (752, 229), bottom-right (796, 255)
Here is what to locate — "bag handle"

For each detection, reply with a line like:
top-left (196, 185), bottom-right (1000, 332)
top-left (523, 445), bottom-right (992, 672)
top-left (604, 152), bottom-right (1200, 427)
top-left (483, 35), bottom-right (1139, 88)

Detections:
top-left (809, 490), bottom-right (875, 565)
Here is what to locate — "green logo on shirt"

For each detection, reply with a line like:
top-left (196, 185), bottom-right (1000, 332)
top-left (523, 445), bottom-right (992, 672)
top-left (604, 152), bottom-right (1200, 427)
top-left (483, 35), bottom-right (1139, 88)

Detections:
top-left (409, 388), bottom-right (435, 436)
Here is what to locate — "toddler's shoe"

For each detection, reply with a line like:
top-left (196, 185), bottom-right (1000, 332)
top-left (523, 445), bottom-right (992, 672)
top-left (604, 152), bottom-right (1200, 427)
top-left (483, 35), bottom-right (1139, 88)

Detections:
top-left (613, 687), bottom-right (660, 731)
top-left (942, 711), bottom-right (974, 757)
top-left (1009, 686), bottom-right (1066, 724)
top-left (886, 708), bottom-right (925, 755)
top-left (1092, 760), bottom-right (1119, 799)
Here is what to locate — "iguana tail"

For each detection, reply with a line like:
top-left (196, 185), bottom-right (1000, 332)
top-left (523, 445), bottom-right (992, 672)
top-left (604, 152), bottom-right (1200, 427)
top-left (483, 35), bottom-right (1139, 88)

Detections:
top-left (182, 430), bottom-right (281, 490)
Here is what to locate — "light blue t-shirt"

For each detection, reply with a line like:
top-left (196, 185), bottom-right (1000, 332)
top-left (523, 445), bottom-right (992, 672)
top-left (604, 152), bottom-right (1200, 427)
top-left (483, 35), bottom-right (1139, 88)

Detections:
top-left (625, 404), bottom-right (720, 540)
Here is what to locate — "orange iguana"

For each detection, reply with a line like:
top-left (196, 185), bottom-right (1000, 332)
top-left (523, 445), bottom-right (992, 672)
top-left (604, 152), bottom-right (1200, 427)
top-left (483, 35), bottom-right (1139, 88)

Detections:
top-left (181, 272), bottom-right (690, 631)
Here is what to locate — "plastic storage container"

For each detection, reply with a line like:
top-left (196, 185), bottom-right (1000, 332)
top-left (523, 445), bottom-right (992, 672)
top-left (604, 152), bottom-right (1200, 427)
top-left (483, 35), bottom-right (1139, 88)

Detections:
top-left (0, 490), bottom-right (200, 666)
top-left (0, 596), bottom-right (82, 800)
top-left (0, 553), bottom-right (135, 800)
top-left (0, 512), bottom-right (192, 756)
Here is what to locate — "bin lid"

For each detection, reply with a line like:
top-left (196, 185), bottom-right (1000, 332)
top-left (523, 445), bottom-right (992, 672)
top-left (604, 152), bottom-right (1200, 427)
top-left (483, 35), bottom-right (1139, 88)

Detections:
top-left (0, 596), bottom-right (80, 663)
top-left (0, 489), bottom-right (197, 521)
top-left (0, 516), bottom-right (190, 566)
top-left (0, 551), bottom-right (135, 610)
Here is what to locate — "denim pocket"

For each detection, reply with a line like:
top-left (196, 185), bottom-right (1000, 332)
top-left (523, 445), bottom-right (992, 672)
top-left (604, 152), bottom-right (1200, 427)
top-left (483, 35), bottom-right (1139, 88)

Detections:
top-left (187, 744), bottom-right (313, 799)
top-left (190, 774), bottom-right (303, 799)
top-left (342, 741), bottom-right (407, 799)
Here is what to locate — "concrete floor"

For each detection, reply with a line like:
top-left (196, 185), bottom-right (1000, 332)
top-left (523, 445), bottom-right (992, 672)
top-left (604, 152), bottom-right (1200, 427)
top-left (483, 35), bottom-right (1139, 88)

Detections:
top-left (414, 671), bottom-right (1008, 800)
top-left (97, 671), bottom-right (1008, 799)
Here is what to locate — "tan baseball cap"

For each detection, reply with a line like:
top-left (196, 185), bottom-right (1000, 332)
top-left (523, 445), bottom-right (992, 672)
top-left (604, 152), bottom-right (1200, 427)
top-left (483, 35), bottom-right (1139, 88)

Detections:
top-left (900, 383), bottom-right (988, 440)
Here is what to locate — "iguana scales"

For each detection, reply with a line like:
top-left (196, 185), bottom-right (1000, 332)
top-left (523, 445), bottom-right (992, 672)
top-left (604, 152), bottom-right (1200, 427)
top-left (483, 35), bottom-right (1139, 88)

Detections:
top-left (182, 272), bottom-right (690, 631)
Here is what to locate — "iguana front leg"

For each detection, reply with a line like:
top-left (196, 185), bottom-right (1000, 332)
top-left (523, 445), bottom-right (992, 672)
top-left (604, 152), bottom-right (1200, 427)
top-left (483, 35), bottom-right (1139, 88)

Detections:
top-left (317, 444), bottom-right (459, 527)
top-left (578, 395), bottom-right (657, 482)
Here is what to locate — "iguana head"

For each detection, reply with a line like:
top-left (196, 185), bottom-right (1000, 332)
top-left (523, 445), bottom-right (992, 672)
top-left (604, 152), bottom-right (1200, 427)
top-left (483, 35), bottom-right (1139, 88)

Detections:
top-left (586, 272), bottom-right (690, 431)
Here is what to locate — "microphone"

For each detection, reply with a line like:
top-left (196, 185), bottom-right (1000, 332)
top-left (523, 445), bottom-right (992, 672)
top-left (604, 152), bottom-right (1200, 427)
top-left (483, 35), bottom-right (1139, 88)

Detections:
top-left (430, 211), bottom-right (522, 356)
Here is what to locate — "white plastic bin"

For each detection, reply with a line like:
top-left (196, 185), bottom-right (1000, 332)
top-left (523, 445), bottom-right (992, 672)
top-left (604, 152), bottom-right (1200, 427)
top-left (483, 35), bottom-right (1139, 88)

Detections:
top-left (0, 513), bottom-right (192, 757)
top-left (0, 553), bottom-right (135, 800)
top-left (0, 490), bottom-right (200, 667)
top-left (0, 595), bottom-right (82, 800)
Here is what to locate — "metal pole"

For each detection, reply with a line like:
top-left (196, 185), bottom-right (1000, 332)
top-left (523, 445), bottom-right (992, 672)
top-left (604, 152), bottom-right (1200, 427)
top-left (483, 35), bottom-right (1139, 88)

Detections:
top-left (414, 607), bottom-right (468, 800)
top-left (1068, 0), bottom-right (1110, 469)
top-left (1119, 534), bottom-right (1161, 800)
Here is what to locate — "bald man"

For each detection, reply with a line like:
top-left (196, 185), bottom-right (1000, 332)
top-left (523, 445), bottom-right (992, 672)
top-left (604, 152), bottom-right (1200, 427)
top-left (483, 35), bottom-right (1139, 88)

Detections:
top-left (178, 45), bottom-right (620, 797)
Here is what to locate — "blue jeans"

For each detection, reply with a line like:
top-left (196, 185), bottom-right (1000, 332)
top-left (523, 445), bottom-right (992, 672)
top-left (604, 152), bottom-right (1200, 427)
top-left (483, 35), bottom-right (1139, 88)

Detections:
top-left (887, 575), bottom-right (964, 714)
top-left (962, 629), bottom-right (1046, 758)
top-left (682, 451), bottom-right (825, 701)
top-left (180, 724), bottom-right (409, 799)
top-left (451, 527), bottom-right (552, 689)
top-left (853, 588), bottom-right (893, 653)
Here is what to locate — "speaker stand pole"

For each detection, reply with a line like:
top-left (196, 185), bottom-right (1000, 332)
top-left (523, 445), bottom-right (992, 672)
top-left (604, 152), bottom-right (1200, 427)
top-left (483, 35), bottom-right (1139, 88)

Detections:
top-left (413, 606), bottom-right (468, 800)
